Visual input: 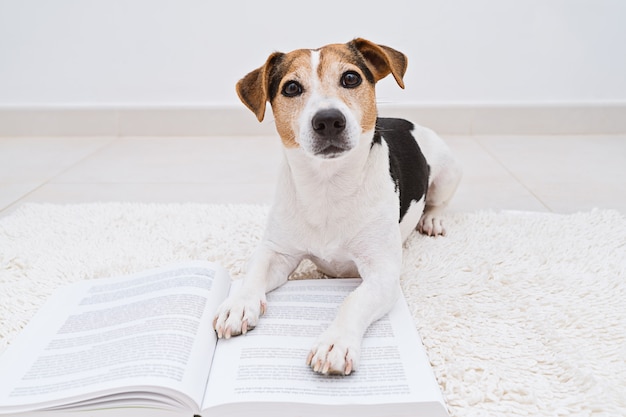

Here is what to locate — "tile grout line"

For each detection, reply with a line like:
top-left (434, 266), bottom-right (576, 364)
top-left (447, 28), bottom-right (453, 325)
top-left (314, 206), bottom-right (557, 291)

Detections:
top-left (0, 138), bottom-right (120, 216)
top-left (42, 138), bottom-right (119, 185)
top-left (472, 137), bottom-right (553, 212)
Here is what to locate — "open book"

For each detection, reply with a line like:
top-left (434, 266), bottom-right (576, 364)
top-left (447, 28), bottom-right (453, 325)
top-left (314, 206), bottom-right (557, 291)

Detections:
top-left (0, 261), bottom-right (448, 417)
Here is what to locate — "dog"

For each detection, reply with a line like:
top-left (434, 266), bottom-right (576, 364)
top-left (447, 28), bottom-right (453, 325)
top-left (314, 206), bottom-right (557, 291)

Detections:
top-left (213, 38), bottom-right (462, 375)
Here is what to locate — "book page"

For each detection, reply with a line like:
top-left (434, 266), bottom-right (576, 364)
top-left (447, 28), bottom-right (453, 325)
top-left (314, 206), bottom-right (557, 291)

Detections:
top-left (203, 279), bottom-right (445, 413)
top-left (0, 261), bottom-right (231, 414)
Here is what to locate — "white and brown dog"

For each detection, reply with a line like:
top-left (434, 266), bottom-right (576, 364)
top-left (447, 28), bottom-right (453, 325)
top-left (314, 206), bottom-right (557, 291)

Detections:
top-left (213, 38), bottom-right (461, 375)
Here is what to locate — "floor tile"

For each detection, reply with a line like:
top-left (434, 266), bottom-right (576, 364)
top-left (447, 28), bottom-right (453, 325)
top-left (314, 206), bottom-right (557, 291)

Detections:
top-left (51, 137), bottom-right (283, 184)
top-left (444, 136), bottom-right (548, 212)
top-left (0, 137), bottom-right (114, 183)
top-left (476, 135), bottom-right (626, 212)
top-left (0, 183), bottom-right (40, 212)
top-left (1, 134), bottom-right (625, 217)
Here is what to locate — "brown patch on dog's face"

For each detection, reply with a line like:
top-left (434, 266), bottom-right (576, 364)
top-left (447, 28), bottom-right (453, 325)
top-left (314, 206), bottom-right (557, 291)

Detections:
top-left (317, 43), bottom-right (379, 133)
top-left (268, 43), bottom-right (379, 150)
top-left (236, 39), bottom-right (407, 152)
top-left (267, 49), bottom-right (312, 148)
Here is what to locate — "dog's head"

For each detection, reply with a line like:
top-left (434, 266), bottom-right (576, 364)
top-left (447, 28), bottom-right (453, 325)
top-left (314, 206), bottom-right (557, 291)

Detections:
top-left (236, 38), bottom-right (407, 159)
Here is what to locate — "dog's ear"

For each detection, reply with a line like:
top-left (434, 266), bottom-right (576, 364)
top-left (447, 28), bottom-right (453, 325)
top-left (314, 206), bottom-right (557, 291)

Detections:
top-left (350, 38), bottom-right (407, 89)
top-left (236, 52), bottom-right (284, 122)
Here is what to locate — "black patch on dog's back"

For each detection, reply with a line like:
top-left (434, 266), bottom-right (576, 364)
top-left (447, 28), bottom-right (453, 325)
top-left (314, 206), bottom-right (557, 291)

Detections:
top-left (373, 118), bottom-right (429, 222)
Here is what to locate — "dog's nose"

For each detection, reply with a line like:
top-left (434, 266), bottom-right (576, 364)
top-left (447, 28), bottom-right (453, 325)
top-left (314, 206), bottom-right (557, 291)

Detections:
top-left (312, 109), bottom-right (346, 137)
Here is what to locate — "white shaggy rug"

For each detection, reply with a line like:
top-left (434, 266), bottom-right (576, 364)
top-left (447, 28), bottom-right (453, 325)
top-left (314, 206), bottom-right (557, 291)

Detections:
top-left (0, 204), bottom-right (625, 417)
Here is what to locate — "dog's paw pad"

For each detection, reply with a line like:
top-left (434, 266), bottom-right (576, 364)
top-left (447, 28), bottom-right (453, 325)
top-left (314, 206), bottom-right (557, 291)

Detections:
top-left (213, 293), bottom-right (267, 339)
top-left (307, 333), bottom-right (360, 375)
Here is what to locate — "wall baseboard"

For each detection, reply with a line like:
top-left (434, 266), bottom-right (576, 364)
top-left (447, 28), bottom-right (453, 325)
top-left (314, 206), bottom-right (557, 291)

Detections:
top-left (1, 103), bottom-right (625, 137)
top-left (383, 103), bottom-right (626, 135)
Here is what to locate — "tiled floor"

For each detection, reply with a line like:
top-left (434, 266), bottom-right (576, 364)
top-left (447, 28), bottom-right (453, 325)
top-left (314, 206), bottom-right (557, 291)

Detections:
top-left (1, 134), bottom-right (625, 216)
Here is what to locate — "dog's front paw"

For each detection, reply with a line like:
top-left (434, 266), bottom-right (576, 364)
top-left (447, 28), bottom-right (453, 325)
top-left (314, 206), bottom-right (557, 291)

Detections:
top-left (213, 291), bottom-right (267, 339)
top-left (418, 211), bottom-right (446, 236)
top-left (307, 328), bottom-right (360, 375)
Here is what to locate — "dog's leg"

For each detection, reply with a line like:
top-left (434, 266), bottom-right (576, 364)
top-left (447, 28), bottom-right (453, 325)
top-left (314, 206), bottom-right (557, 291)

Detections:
top-left (213, 243), bottom-right (300, 338)
top-left (307, 257), bottom-right (401, 375)
top-left (418, 157), bottom-right (462, 236)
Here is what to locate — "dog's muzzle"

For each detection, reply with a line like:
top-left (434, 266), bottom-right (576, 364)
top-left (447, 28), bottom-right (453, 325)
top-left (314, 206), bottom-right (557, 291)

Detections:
top-left (311, 109), bottom-right (351, 158)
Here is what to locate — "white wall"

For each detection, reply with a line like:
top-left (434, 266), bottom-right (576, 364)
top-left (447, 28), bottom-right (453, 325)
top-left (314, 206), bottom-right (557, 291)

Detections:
top-left (1, 0), bottom-right (625, 109)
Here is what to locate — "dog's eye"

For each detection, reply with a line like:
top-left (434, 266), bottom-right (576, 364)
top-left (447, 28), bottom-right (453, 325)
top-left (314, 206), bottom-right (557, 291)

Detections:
top-left (282, 81), bottom-right (303, 97)
top-left (341, 71), bottom-right (362, 88)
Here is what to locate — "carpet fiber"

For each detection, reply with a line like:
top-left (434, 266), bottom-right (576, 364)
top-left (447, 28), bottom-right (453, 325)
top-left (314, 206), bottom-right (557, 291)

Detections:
top-left (1, 204), bottom-right (625, 416)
